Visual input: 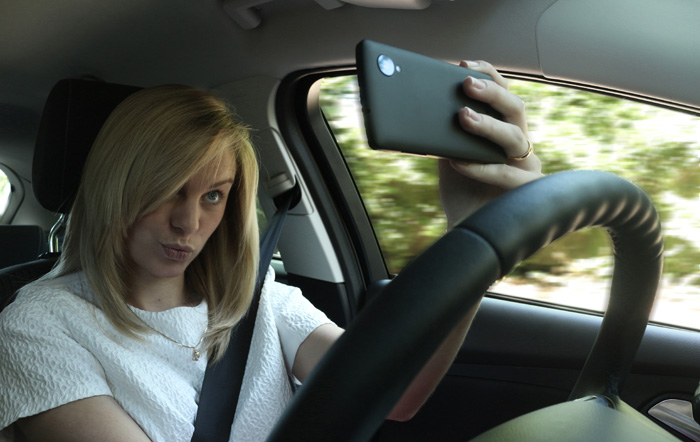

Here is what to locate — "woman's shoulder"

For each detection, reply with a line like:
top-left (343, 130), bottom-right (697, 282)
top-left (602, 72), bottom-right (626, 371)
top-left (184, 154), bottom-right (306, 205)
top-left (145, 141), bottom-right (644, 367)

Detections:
top-left (261, 266), bottom-right (298, 297)
top-left (2, 272), bottom-right (93, 328)
top-left (260, 266), bottom-right (311, 313)
top-left (260, 266), bottom-right (332, 327)
top-left (0, 272), bottom-right (114, 433)
top-left (19, 271), bottom-right (88, 296)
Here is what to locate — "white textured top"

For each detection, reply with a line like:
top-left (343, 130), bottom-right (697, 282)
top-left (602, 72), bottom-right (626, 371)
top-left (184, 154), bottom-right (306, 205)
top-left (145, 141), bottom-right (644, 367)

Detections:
top-left (0, 268), bottom-right (332, 442)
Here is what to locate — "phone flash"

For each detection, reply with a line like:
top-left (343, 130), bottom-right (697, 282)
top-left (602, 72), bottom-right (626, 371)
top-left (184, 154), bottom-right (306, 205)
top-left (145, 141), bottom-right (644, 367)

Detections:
top-left (377, 54), bottom-right (396, 77)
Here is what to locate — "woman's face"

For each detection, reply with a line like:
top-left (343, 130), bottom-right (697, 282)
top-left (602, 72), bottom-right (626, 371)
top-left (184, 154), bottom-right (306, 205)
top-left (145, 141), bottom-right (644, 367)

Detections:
top-left (126, 153), bottom-right (235, 285)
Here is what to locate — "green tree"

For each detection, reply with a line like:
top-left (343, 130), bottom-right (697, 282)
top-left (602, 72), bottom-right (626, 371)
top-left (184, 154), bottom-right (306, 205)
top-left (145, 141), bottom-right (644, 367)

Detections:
top-left (320, 77), bottom-right (446, 271)
top-left (320, 76), bottom-right (700, 286)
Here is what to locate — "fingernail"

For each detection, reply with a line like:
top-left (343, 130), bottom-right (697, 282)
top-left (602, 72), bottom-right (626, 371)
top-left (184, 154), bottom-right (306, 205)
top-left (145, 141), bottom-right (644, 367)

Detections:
top-left (463, 60), bottom-right (479, 68)
top-left (463, 107), bottom-right (482, 122)
top-left (471, 78), bottom-right (486, 90)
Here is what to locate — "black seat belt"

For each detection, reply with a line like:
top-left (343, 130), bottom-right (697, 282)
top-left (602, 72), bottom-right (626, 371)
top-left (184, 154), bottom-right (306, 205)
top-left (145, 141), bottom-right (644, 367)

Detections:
top-left (191, 184), bottom-right (300, 442)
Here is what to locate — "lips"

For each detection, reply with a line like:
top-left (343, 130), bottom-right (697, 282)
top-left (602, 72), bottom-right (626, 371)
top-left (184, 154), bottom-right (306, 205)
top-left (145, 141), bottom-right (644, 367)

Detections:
top-left (161, 243), bottom-right (194, 261)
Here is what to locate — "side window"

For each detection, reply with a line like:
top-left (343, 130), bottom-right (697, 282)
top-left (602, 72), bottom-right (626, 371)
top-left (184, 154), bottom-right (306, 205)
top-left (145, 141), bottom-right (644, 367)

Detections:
top-left (0, 167), bottom-right (11, 219)
top-left (318, 75), bottom-right (700, 330)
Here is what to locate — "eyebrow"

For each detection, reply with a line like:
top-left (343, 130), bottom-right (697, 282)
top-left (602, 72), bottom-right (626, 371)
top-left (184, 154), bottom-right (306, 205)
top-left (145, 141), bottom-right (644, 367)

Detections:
top-left (210, 178), bottom-right (235, 188)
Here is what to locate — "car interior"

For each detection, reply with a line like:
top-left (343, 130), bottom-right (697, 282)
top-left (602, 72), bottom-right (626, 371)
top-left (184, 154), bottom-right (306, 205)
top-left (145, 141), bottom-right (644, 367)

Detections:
top-left (1, 0), bottom-right (700, 441)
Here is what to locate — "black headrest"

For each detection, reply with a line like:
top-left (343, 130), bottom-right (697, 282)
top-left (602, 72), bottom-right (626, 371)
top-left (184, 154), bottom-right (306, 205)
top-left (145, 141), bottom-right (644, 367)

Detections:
top-left (33, 79), bottom-right (142, 213)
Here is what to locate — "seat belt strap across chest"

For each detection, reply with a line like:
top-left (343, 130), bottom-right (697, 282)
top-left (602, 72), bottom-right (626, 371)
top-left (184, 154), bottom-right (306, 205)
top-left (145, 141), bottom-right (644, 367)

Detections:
top-left (191, 184), bottom-right (300, 442)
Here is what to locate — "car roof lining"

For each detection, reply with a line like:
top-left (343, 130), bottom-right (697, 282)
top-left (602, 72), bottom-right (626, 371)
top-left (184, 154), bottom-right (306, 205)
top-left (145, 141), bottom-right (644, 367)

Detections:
top-left (1, 0), bottom-right (698, 249)
top-left (537, 0), bottom-right (700, 110)
top-left (3, 0), bottom-right (697, 112)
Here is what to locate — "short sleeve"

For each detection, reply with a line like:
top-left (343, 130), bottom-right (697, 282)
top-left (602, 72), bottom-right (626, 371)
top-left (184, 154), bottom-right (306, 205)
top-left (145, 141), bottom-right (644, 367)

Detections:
top-left (0, 285), bottom-right (113, 431)
top-left (262, 269), bottom-right (335, 372)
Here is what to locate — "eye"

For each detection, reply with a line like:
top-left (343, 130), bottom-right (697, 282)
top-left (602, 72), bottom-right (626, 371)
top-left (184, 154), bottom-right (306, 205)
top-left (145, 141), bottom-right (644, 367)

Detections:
top-left (204, 190), bottom-right (223, 205)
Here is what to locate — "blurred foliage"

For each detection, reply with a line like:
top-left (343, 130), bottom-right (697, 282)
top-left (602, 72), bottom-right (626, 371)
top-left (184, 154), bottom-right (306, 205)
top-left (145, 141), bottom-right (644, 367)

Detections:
top-left (319, 76), bottom-right (700, 287)
top-left (0, 174), bottom-right (7, 196)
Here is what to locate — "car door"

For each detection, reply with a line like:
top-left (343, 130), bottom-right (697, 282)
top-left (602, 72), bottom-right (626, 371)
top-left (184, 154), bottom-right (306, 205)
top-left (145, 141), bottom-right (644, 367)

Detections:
top-left (267, 67), bottom-right (700, 441)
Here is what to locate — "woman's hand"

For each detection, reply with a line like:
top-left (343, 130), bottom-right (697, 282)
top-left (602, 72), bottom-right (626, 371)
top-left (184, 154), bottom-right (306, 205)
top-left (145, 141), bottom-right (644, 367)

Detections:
top-left (439, 60), bottom-right (543, 228)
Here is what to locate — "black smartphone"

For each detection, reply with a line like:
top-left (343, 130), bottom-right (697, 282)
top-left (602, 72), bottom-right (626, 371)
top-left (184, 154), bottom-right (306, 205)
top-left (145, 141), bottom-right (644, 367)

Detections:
top-left (356, 40), bottom-right (506, 163)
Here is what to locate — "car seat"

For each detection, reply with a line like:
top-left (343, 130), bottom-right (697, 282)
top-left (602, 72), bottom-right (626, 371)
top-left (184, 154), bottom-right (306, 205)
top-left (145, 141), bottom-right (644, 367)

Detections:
top-left (0, 225), bottom-right (48, 268)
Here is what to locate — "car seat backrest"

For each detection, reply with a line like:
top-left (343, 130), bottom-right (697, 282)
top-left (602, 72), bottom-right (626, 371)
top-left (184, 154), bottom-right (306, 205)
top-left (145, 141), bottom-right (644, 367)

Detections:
top-left (0, 78), bottom-right (141, 312)
top-left (0, 225), bottom-right (48, 268)
top-left (33, 79), bottom-right (142, 213)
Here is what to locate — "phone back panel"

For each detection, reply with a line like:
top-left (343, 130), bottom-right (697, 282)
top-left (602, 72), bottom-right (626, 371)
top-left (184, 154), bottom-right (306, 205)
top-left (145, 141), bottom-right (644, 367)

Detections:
top-left (357, 40), bottom-right (507, 163)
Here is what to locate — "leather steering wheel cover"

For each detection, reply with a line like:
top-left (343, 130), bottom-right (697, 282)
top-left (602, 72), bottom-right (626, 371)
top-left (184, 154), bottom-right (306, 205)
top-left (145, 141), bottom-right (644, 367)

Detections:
top-left (458, 170), bottom-right (663, 400)
top-left (267, 170), bottom-right (663, 442)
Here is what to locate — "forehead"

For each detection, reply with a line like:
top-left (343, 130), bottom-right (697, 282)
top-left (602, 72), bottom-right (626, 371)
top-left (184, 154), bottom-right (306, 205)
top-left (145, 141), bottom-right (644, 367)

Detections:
top-left (188, 151), bottom-right (236, 186)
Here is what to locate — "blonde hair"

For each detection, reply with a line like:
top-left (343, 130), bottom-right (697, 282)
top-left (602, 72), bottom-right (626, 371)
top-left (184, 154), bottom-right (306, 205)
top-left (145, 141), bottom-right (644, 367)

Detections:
top-left (51, 85), bottom-right (259, 361)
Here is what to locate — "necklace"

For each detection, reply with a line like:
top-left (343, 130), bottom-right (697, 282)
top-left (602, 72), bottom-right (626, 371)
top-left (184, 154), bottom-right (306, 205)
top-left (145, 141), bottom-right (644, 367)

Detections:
top-left (137, 316), bottom-right (208, 361)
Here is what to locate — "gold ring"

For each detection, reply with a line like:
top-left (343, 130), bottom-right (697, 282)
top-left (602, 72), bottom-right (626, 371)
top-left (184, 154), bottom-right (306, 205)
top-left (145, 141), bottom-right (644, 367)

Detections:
top-left (508, 139), bottom-right (532, 161)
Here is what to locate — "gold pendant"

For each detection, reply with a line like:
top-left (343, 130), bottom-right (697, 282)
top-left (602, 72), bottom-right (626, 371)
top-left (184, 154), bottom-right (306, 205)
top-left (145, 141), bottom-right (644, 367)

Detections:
top-left (192, 349), bottom-right (201, 361)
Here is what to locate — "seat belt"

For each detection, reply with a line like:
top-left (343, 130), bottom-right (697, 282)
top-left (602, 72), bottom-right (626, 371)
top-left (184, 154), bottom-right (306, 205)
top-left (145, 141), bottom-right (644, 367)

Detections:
top-left (191, 184), bottom-right (300, 442)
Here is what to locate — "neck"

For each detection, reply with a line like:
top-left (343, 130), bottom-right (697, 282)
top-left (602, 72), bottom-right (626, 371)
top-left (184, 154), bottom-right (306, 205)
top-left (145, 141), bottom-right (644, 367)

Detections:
top-left (127, 274), bottom-right (192, 312)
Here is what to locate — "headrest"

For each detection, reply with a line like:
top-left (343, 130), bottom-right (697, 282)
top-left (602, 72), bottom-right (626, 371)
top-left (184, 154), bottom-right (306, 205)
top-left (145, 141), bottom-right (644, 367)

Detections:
top-left (33, 79), bottom-right (142, 213)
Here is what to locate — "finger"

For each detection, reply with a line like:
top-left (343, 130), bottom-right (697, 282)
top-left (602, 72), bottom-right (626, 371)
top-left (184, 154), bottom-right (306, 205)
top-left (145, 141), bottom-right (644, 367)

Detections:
top-left (458, 107), bottom-right (537, 166)
top-left (459, 60), bottom-right (508, 90)
top-left (450, 161), bottom-right (544, 190)
top-left (462, 75), bottom-right (527, 132)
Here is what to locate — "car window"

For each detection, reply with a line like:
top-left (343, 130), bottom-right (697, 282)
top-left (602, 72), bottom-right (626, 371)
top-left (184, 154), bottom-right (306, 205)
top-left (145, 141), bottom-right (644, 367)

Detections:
top-left (0, 168), bottom-right (10, 218)
top-left (318, 75), bottom-right (700, 330)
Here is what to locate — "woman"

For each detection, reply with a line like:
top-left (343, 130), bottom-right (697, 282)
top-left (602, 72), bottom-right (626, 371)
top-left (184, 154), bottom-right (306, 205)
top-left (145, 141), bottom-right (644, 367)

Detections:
top-left (0, 62), bottom-right (541, 442)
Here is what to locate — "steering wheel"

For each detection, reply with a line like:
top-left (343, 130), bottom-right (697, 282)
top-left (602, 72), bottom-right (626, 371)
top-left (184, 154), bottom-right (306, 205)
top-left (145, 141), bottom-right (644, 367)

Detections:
top-left (266, 170), bottom-right (673, 442)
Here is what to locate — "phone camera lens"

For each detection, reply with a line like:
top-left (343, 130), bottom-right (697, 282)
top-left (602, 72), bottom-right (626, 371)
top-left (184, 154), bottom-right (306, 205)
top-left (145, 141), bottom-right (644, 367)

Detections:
top-left (377, 54), bottom-right (396, 77)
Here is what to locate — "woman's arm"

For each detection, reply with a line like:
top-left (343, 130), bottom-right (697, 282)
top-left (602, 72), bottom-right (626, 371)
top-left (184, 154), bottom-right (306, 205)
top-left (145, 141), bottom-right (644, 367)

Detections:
top-left (392, 63), bottom-right (543, 419)
top-left (292, 304), bottom-right (477, 421)
top-left (439, 60), bottom-right (543, 227)
top-left (17, 395), bottom-right (152, 442)
top-left (294, 61), bottom-right (543, 421)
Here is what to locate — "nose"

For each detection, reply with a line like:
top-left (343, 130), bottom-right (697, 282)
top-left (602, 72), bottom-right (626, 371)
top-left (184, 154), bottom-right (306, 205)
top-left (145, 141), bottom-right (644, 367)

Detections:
top-left (170, 197), bottom-right (199, 234)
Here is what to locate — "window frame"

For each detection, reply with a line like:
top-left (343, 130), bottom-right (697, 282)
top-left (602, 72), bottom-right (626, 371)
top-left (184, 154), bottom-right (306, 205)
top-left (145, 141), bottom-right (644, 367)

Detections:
top-left (276, 66), bottom-right (388, 317)
top-left (0, 164), bottom-right (25, 224)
